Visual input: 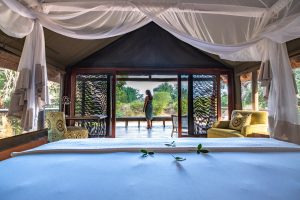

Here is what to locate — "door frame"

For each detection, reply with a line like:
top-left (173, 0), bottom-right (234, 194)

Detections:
top-left (68, 67), bottom-right (234, 137)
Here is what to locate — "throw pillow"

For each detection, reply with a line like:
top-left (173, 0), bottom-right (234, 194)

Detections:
top-left (229, 113), bottom-right (252, 131)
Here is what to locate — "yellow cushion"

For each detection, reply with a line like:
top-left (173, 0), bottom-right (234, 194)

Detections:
top-left (231, 110), bottom-right (268, 125)
top-left (46, 112), bottom-right (67, 142)
top-left (229, 113), bottom-right (252, 131)
top-left (65, 126), bottom-right (89, 139)
top-left (207, 128), bottom-right (244, 138)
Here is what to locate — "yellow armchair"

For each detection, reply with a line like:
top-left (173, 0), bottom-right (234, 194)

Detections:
top-left (46, 112), bottom-right (89, 142)
top-left (208, 110), bottom-right (269, 138)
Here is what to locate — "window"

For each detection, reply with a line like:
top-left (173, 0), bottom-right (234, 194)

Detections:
top-left (258, 82), bottom-right (268, 111)
top-left (220, 75), bottom-right (229, 120)
top-left (47, 80), bottom-right (61, 111)
top-left (0, 67), bottom-right (62, 139)
top-left (240, 72), bottom-right (252, 110)
top-left (293, 68), bottom-right (300, 112)
top-left (0, 68), bottom-right (22, 139)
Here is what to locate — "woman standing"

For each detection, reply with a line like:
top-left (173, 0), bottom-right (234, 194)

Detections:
top-left (143, 90), bottom-right (153, 129)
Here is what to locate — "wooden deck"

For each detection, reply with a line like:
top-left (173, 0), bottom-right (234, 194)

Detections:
top-left (116, 116), bottom-right (172, 128)
top-left (116, 121), bottom-right (176, 138)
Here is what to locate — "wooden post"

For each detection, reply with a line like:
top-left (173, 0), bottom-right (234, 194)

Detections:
top-left (111, 73), bottom-right (116, 138)
top-left (81, 81), bottom-right (86, 116)
top-left (177, 75), bottom-right (182, 137)
top-left (252, 71), bottom-right (259, 111)
top-left (188, 75), bottom-right (194, 135)
top-left (216, 74), bottom-right (221, 121)
top-left (70, 71), bottom-right (76, 117)
top-left (228, 72), bottom-right (235, 119)
top-left (234, 72), bottom-right (242, 111)
top-left (106, 75), bottom-right (111, 136)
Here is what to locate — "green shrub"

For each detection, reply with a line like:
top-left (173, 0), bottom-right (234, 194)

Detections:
top-left (174, 98), bottom-right (188, 115)
top-left (153, 92), bottom-right (171, 115)
top-left (130, 101), bottom-right (144, 116)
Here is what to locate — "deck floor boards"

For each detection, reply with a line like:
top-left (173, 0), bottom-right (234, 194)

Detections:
top-left (116, 122), bottom-right (177, 138)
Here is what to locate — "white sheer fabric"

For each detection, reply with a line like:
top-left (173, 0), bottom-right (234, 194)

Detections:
top-left (0, 1), bottom-right (33, 38)
top-left (7, 22), bottom-right (48, 131)
top-left (1, 0), bottom-right (300, 142)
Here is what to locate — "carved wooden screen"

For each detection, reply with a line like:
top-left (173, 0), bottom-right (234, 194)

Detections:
top-left (190, 75), bottom-right (218, 135)
top-left (75, 74), bottom-right (110, 137)
top-left (75, 74), bottom-right (109, 116)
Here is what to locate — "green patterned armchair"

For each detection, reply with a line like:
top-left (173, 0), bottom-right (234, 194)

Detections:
top-left (46, 112), bottom-right (89, 142)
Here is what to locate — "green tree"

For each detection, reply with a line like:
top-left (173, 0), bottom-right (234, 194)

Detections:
top-left (174, 98), bottom-right (188, 115)
top-left (241, 81), bottom-right (252, 109)
top-left (48, 81), bottom-right (60, 106)
top-left (0, 69), bottom-right (17, 108)
top-left (154, 83), bottom-right (177, 100)
top-left (116, 80), bottom-right (142, 103)
top-left (123, 87), bottom-right (143, 103)
top-left (130, 101), bottom-right (144, 116)
top-left (293, 69), bottom-right (300, 110)
top-left (153, 92), bottom-right (171, 115)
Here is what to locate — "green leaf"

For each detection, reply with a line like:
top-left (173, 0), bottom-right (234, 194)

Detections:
top-left (140, 149), bottom-right (148, 154)
top-left (165, 141), bottom-right (176, 147)
top-left (174, 157), bottom-right (186, 161)
top-left (142, 153), bottom-right (148, 157)
top-left (148, 151), bottom-right (155, 155)
top-left (197, 144), bottom-right (202, 150)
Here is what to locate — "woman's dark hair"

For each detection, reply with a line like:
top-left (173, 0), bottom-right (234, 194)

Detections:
top-left (146, 90), bottom-right (153, 100)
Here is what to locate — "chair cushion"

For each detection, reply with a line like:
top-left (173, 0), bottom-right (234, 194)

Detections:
top-left (229, 113), bottom-right (252, 131)
top-left (65, 126), bottom-right (89, 139)
top-left (231, 110), bottom-right (268, 125)
top-left (207, 128), bottom-right (244, 138)
top-left (46, 112), bottom-right (67, 142)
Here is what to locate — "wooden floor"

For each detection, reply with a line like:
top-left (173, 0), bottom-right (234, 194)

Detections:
top-left (116, 121), bottom-right (177, 138)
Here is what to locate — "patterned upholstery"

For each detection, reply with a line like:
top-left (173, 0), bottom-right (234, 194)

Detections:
top-left (65, 126), bottom-right (89, 139)
top-left (46, 112), bottom-right (88, 142)
top-left (229, 113), bottom-right (252, 131)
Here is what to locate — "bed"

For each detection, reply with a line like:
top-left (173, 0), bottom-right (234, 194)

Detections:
top-left (1, 138), bottom-right (300, 200)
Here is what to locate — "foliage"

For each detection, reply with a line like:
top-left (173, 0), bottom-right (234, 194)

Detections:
top-left (0, 69), bottom-right (60, 138)
top-left (48, 81), bottom-right (61, 106)
top-left (152, 92), bottom-right (172, 115)
top-left (164, 141), bottom-right (176, 147)
top-left (241, 81), bottom-right (252, 109)
top-left (140, 149), bottom-right (154, 157)
top-left (116, 82), bottom-right (186, 117)
top-left (174, 98), bottom-right (188, 115)
top-left (116, 81), bottom-right (142, 103)
top-left (241, 79), bottom-right (268, 110)
top-left (220, 80), bottom-right (228, 107)
top-left (293, 69), bottom-right (300, 110)
top-left (0, 69), bottom-right (18, 108)
top-left (130, 101), bottom-right (144, 115)
top-left (196, 144), bottom-right (209, 154)
top-left (258, 84), bottom-right (268, 109)
top-left (172, 155), bottom-right (186, 161)
top-left (154, 83), bottom-right (177, 100)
